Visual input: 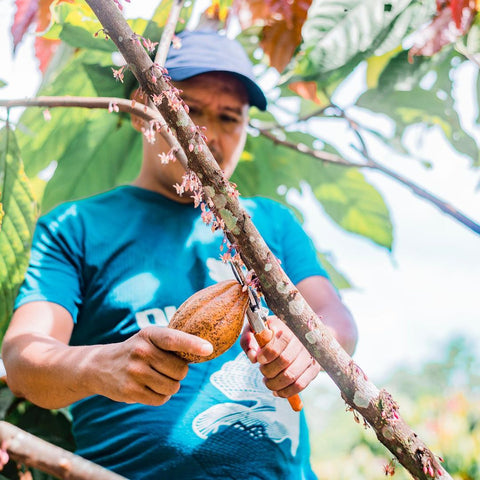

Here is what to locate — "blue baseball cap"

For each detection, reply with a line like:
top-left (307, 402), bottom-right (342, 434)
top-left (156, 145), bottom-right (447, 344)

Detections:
top-left (165, 30), bottom-right (267, 111)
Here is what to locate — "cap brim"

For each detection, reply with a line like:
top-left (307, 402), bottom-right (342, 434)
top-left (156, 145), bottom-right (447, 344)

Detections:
top-left (168, 67), bottom-right (267, 111)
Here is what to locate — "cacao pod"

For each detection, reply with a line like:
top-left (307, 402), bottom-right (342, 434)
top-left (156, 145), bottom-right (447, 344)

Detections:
top-left (168, 280), bottom-right (249, 362)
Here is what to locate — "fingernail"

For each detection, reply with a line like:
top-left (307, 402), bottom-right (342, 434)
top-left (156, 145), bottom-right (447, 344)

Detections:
top-left (247, 349), bottom-right (257, 363)
top-left (200, 342), bottom-right (213, 355)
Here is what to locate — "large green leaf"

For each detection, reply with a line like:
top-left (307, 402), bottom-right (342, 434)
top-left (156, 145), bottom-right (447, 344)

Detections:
top-left (232, 132), bottom-right (393, 249)
top-left (357, 86), bottom-right (479, 165)
top-left (289, 0), bottom-right (435, 87)
top-left (0, 127), bottom-right (37, 340)
top-left (16, 50), bottom-right (115, 179)
top-left (41, 113), bottom-right (142, 212)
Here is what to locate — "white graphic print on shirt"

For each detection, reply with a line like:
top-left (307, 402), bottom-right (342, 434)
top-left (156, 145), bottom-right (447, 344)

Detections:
top-left (192, 353), bottom-right (300, 456)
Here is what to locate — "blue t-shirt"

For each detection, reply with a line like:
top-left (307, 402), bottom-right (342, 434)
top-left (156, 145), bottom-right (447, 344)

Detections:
top-left (15, 186), bottom-right (328, 480)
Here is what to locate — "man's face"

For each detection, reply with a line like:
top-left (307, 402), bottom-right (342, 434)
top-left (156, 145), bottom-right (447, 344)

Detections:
top-left (141, 71), bottom-right (249, 202)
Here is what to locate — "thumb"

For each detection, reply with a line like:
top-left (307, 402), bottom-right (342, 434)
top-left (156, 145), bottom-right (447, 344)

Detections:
top-left (145, 326), bottom-right (213, 357)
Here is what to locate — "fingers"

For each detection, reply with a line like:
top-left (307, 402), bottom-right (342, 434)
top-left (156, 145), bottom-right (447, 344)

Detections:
top-left (101, 327), bottom-right (214, 406)
top-left (253, 317), bottom-right (320, 396)
top-left (263, 350), bottom-right (320, 397)
top-left (143, 326), bottom-right (213, 358)
top-left (240, 325), bottom-right (259, 363)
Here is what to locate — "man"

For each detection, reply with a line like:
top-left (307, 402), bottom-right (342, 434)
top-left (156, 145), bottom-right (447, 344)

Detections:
top-left (2, 30), bottom-right (357, 479)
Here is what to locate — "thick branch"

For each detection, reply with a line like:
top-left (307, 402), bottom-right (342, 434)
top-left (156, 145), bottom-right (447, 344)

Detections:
top-left (0, 421), bottom-right (126, 480)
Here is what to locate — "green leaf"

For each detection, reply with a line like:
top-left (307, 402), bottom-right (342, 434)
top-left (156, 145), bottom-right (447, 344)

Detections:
top-left (41, 113), bottom-right (142, 212)
top-left (290, 0), bottom-right (435, 87)
top-left (0, 80), bottom-right (6, 89)
top-left (357, 87), bottom-right (479, 165)
top-left (16, 50), bottom-right (117, 179)
top-left (0, 127), bottom-right (37, 341)
top-left (232, 132), bottom-right (393, 249)
top-left (317, 252), bottom-right (352, 289)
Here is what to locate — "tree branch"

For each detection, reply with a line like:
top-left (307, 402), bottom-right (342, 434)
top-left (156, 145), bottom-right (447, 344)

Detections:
top-left (3, 94), bottom-right (476, 235)
top-left (154, 0), bottom-right (185, 66)
top-left (0, 96), bottom-right (189, 167)
top-left (339, 107), bottom-right (480, 235)
top-left (255, 122), bottom-right (480, 235)
top-left (0, 421), bottom-right (126, 480)
top-left (79, 1), bottom-right (452, 478)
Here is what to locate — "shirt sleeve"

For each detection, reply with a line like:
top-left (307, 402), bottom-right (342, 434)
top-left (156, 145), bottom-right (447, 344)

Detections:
top-left (14, 204), bottom-right (84, 322)
top-left (275, 202), bottom-right (329, 286)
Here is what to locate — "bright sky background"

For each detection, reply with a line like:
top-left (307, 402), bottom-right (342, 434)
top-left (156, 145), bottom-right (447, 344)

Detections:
top-left (1, 1), bottom-right (479, 394)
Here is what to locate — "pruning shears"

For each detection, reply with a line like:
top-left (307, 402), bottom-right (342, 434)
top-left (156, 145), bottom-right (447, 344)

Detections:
top-left (230, 261), bottom-right (303, 412)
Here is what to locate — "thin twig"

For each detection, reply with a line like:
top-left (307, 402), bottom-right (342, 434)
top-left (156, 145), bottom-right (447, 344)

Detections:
top-left (338, 105), bottom-right (480, 235)
top-left (0, 96), bottom-right (188, 167)
top-left (255, 127), bottom-right (363, 168)
top-left (3, 95), bottom-right (477, 234)
top-left (154, 0), bottom-right (185, 66)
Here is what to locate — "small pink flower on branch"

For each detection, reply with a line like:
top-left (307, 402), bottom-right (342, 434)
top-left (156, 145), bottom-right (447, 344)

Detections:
top-left (158, 147), bottom-right (177, 165)
top-left (42, 109), bottom-right (51, 122)
top-left (108, 101), bottom-right (119, 113)
top-left (112, 65), bottom-right (125, 83)
top-left (142, 37), bottom-right (158, 54)
top-left (141, 125), bottom-right (156, 144)
top-left (94, 28), bottom-right (110, 40)
top-left (151, 93), bottom-right (163, 105)
top-left (172, 35), bottom-right (182, 49)
top-left (383, 458), bottom-right (396, 476)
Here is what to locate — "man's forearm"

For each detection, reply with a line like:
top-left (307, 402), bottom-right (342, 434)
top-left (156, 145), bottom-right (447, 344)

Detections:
top-left (2, 333), bottom-right (101, 409)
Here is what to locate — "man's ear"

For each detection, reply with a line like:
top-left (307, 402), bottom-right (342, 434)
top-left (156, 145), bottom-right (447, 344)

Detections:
top-left (130, 88), bottom-right (145, 132)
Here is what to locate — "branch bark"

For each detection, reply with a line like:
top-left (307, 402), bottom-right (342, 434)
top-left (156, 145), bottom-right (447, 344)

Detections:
top-left (3, 1), bottom-right (452, 477)
top-left (0, 421), bottom-right (126, 480)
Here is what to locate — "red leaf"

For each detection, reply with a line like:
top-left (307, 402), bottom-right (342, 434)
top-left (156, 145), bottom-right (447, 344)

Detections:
top-left (450, 0), bottom-right (474, 28)
top-left (288, 80), bottom-right (324, 104)
top-left (409, 0), bottom-right (476, 59)
top-left (235, 0), bottom-right (313, 72)
top-left (12, 0), bottom-right (72, 72)
top-left (11, 0), bottom-right (39, 50)
top-left (34, 36), bottom-right (60, 73)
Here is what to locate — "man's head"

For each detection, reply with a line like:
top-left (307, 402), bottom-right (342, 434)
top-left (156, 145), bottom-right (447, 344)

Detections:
top-left (132, 30), bottom-right (267, 202)
top-left (165, 30), bottom-right (266, 112)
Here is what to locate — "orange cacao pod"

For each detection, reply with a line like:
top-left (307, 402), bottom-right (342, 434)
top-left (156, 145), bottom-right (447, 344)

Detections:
top-left (168, 280), bottom-right (249, 362)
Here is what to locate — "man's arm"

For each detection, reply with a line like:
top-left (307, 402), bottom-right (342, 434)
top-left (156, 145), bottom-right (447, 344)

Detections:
top-left (2, 301), bottom-right (213, 409)
top-left (241, 275), bottom-right (357, 399)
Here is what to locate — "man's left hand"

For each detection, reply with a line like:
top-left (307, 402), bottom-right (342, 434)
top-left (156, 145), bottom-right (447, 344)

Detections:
top-left (240, 316), bottom-right (320, 398)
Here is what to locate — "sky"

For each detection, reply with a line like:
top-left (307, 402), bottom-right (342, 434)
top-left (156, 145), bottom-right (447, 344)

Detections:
top-left (1, 1), bottom-right (479, 393)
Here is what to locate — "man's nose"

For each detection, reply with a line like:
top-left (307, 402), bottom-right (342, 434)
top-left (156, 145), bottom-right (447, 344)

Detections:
top-left (202, 120), bottom-right (221, 156)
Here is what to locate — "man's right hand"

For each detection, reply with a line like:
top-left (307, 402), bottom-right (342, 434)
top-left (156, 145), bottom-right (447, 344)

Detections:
top-left (2, 302), bottom-right (212, 409)
top-left (95, 326), bottom-right (213, 406)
